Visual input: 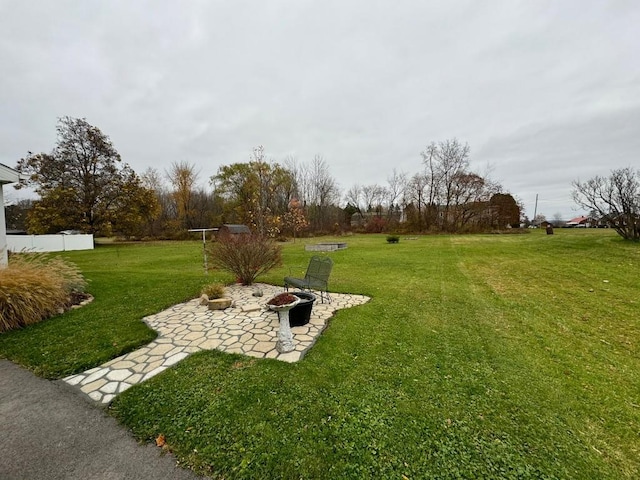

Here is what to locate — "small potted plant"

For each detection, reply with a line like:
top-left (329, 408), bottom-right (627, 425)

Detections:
top-left (201, 283), bottom-right (232, 310)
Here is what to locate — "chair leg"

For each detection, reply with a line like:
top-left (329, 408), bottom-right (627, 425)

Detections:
top-left (319, 290), bottom-right (331, 304)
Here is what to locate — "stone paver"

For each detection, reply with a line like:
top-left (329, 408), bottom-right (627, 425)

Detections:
top-left (64, 284), bottom-right (370, 404)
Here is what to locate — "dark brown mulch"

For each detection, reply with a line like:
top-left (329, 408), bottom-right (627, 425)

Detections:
top-left (63, 291), bottom-right (93, 310)
top-left (267, 293), bottom-right (297, 306)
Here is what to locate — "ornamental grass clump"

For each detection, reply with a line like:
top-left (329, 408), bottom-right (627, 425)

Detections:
top-left (0, 253), bottom-right (87, 333)
top-left (207, 233), bottom-right (282, 285)
top-left (201, 283), bottom-right (226, 299)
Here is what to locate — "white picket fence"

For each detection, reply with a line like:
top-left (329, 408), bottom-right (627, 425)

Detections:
top-left (7, 234), bottom-right (94, 253)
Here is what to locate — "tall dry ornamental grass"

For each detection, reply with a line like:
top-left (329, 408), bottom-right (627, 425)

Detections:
top-left (0, 253), bottom-right (87, 333)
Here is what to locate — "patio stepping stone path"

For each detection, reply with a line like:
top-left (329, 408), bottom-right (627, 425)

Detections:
top-left (64, 284), bottom-right (370, 404)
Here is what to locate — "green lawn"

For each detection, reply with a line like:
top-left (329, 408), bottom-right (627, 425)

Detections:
top-left (0, 241), bottom-right (216, 377)
top-left (1, 231), bottom-right (638, 479)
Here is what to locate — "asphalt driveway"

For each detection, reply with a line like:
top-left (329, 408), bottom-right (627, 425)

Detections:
top-left (0, 359), bottom-right (202, 480)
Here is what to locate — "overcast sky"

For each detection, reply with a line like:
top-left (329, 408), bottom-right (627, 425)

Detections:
top-left (1, 1), bottom-right (639, 219)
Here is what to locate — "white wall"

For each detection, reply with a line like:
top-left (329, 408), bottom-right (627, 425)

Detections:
top-left (0, 185), bottom-right (7, 266)
top-left (7, 234), bottom-right (94, 253)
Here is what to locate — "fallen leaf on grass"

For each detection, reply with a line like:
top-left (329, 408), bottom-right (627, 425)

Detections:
top-left (156, 434), bottom-right (166, 447)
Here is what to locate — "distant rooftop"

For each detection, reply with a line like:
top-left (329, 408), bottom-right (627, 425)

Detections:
top-left (219, 224), bottom-right (251, 234)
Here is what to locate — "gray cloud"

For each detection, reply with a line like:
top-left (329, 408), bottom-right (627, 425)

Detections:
top-left (2, 1), bottom-right (639, 219)
top-left (475, 106), bottom-right (640, 217)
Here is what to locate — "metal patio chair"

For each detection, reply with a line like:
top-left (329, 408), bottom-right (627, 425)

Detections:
top-left (284, 255), bottom-right (333, 303)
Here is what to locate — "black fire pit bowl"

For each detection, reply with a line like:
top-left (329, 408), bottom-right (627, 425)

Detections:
top-left (289, 292), bottom-right (316, 326)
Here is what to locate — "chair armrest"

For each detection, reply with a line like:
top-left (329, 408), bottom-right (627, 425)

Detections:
top-left (284, 276), bottom-right (309, 289)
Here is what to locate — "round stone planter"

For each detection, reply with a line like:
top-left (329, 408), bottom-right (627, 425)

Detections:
top-left (208, 297), bottom-right (232, 310)
top-left (289, 292), bottom-right (316, 327)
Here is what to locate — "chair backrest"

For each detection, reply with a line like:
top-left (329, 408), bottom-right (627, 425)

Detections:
top-left (305, 256), bottom-right (333, 284)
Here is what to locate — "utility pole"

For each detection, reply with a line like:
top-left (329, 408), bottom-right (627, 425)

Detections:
top-left (533, 194), bottom-right (538, 226)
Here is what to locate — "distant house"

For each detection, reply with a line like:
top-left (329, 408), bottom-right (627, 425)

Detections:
top-left (350, 208), bottom-right (403, 228)
top-left (566, 216), bottom-right (594, 228)
top-left (1, 163), bottom-right (25, 267)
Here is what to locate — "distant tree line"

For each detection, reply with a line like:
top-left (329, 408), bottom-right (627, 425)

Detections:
top-left (345, 139), bottom-right (520, 233)
top-left (13, 117), bottom-right (524, 239)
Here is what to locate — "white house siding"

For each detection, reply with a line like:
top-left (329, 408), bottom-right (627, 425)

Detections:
top-left (0, 163), bottom-right (23, 267)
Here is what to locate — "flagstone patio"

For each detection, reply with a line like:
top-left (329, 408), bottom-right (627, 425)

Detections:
top-left (63, 284), bottom-right (370, 404)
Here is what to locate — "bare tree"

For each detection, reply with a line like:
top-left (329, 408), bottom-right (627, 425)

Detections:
top-left (166, 161), bottom-right (200, 230)
top-left (419, 140), bottom-right (471, 230)
top-left (406, 173), bottom-right (428, 231)
top-left (386, 169), bottom-right (407, 209)
top-left (360, 184), bottom-right (386, 213)
top-left (284, 155), bottom-right (339, 232)
top-left (552, 212), bottom-right (564, 227)
top-left (417, 139), bottom-right (504, 232)
top-left (448, 172), bottom-right (489, 231)
top-left (344, 184), bottom-right (363, 218)
top-left (307, 155), bottom-right (340, 231)
top-left (141, 167), bottom-right (166, 192)
top-left (572, 167), bottom-right (640, 241)
top-left (434, 139), bottom-right (471, 231)
top-left (191, 188), bottom-right (222, 228)
top-left (421, 143), bottom-right (442, 222)
top-left (283, 155), bottom-right (306, 201)
top-left (139, 167), bottom-right (171, 237)
top-left (385, 169), bottom-right (407, 224)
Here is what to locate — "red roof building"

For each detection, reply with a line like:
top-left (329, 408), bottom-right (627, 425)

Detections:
top-left (566, 216), bottom-right (592, 227)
